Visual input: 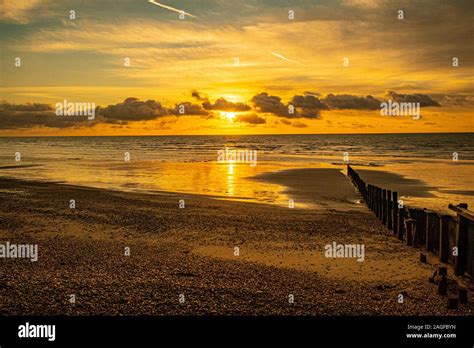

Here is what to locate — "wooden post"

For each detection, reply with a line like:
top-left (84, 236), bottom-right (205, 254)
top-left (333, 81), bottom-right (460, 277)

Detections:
top-left (393, 191), bottom-right (398, 235)
top-left (381, 189), bottom-right (386, 223)
top-left (398, 206), bottom-right (405, 240)
top-left (410, 208), bottom-right (426, 246)
top-left (372, 185), bottom-right (376, 211)
top-left (448, 203), bottom-right (472, 275)
top-left (426, 212), bottom-right (437, 252)
top-left (438, 275), bottom-right (447, 295)
top-left (459, 288), bottom-right (468, 304)
top-left (406, 218), bottom-right (414, 246)
top-left (378, 188), bottom-right (382, 219)
top-left (440, 215), bottom-right (451, 263)
top-left (433, 214), bottom-right (441, 254)
top-left (368, 185), bottom-right (372, 210)
top-left (387, 189), bottom-right (393, 230)
top-left (455, 214), bottom-right (469, 276)
top-left (375, 187), bottom-right (380, 218)
top-left (412, 211), bottom-right (423, 247)
top-left (448, 297), bottom-right (459, 310)
top-left (370, 185), bottom-right (374, 211)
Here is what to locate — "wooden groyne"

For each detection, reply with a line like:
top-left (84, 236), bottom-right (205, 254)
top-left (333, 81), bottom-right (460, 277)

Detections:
top-left (347, 164), bottom-right (474, 278)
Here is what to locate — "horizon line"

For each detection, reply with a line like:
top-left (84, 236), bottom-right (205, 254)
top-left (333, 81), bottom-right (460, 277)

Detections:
top-left (0, 131), bottom-right (473, 138)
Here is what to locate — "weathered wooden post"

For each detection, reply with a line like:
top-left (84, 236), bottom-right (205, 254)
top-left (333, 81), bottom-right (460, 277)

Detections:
top-left (375, 187), bottom-right (380, 218)
top-left (381, 189), bottom-right (386, 223)
top-left (440, 215), bottom-right (451, 263)
top-left (433, 214), bottom-right (441, 254)
top-left (368, 185), bottom-right (372, 210)
top-left (398, 205), bottom-right (405, 240)
top-left (393, 191), bottom-right (398, 235)
top-left (377, 187), bottom-right (382, 220)
top-left (387, 189), bottom-right (393, 230)
top-left (450, 203), bottom-right (470, 276)
top-left (364, 183), bottom-right (367, 204)
top-left (367, 185), bottom-right (370, 209)
top-left (406, 218), bottom-right (415, 246)
top-left (370, 185), bottom-right (375, 211)
top-left (373, 186), bottom-right (376, 213)
top-left (409, 208), bottom-right (427, 246)
top-left (448, 297), bottom-right (459, 310)
top-left (459, 288), bottom-right (468, 304)
top-left (426, 212), bottom-right (438, 252)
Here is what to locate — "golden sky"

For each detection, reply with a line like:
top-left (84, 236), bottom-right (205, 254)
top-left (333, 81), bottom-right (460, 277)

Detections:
top-left (0, 0), bottom-right (473, 135)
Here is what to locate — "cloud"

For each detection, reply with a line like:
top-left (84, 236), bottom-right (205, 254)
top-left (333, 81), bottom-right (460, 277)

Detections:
top-left (0, 101), bottom-right (53, 112)
top-left (202, 97), bottom-right (251, 112)
top-left (290, 94), bottom-right (328, 110)
top-left (436, 94), bottom-right (474, 107)
top-left (304, 91), bottom-right (321, 97)
top-left (251, 92), bottom-right (322, 119)
top-left (99, 98), bottom-right (168, 121)
top-left (323, 94), bottom-right (381, 110)
top-left (0, 102), bottom-right (91, 129)
top-left (292, 121), bottom-right (308, 128)
top-left (0, 98), bottom-right (210, 130)
top-left (251, 93), bottom-right (289, 117)
top-left (235, 113), bottom-right (266, 124)
top-left (0, 0), bottom-right (45, 24)
top-left (100, 98), bottom-right (209, 121)
top-left (170, 101), bottom-right (209, 116)
top-left (278, 119), bottom-right (308, 128)
top-left (191, 90), bottom-right (208, 101)
top-left (386, 91), bottom-right (440, 107)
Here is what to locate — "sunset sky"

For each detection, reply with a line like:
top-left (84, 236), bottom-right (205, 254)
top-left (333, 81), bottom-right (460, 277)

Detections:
top-left (0, 0), bottom-right (473, 135)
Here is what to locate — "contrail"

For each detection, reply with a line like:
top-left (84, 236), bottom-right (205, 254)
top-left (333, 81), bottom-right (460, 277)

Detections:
top-left (271, 51), bottom-right (302, 65)
top-left (148, 0), bottom-right (197, 18)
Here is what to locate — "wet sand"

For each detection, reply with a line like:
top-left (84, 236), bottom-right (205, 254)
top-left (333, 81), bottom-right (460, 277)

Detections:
top-left (251, 168), bottom-right (364, 210)
top-left (0, 172), bottom-right (473, 316)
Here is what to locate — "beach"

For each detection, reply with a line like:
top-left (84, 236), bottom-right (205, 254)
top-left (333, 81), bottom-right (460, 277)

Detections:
top-left (1, 168), bottom-right (473, 316)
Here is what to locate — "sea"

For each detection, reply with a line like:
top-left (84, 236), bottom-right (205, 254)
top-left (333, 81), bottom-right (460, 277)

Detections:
top-left (0, 133), bottom-right (473, 212)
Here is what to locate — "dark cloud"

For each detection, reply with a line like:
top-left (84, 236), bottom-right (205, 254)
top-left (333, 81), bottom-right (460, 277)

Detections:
top-left (386, 91), bottom-right (440, 107)
top-left (251, 92), bottom-right (322, 119)
top-left (292, 121), bottom-right (308, 128)
top-left (323, 94), bottom-right (381, 110)
top-left (0, 98), bottom-right (209, 130)
top-left (291, 94), bottom-right (328, 110)
top-left (203, 97), bottom-right (251, 112)
top-left (0, 102), bottom-right (90, 129)
top-left (99, 97), bottom-right (168, 121)
top-left (170, 102), bottom-right (209, 116)
top-left (0, 89), bottom-right (457, 130)
top-left (251, 92), bottom-right (289, 116)
top-left (0, 102), bottom-right (53, 112)
top-left (235, 113), bottom-right (266, 124)
top-left (191, 90), bottom-right (208, 101)
top-left (436, 94), bottom-right (474, 107)
top-left (303, 91), bottom-right (321, 97)
top-left (100, 98), bottom-right (209, 121)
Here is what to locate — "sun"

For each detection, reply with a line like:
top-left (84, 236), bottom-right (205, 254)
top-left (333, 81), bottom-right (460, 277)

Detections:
top-left (221, 112), bottom-right (236, 121)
